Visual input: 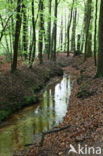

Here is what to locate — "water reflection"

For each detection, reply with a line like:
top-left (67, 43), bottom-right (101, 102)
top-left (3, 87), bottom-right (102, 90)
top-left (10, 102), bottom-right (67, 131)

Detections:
top-left (0, 74), bottom-right (71, 156)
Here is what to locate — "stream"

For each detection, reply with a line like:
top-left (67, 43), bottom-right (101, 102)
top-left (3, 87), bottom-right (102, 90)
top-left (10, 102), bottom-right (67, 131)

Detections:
top-left (0, 74), bottom-right (73, 156)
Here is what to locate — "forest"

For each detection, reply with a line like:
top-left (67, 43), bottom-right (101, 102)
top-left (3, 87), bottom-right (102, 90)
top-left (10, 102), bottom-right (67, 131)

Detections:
top-left (0, 0), bottom-right (103, 155)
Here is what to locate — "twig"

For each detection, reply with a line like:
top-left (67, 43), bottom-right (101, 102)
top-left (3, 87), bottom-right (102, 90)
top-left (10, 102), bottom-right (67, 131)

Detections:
top-left (40, 125), bottom-right (71, 146)
top-left (24, 125), bottom-right (71, 147)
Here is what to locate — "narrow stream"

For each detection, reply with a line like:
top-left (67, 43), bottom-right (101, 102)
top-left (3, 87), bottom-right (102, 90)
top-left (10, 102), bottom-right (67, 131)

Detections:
top-left (0, 74), bottom-right (72, 156)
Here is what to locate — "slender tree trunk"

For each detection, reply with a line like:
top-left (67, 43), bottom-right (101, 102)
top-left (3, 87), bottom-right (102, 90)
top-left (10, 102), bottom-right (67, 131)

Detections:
top-left (67, 0), bottom-right (74, 56)
top-left (84, 0), bottom-right (92, 61)
top-left (47, 0), bottom-right (52, 59)
top-left (31, 0), bottom-right (36, 65)
top-left (81, 32), bottom-right (84, 53)
top-left (64, 10), bottom-right (67, 52)
top-left (60, 14), bottom-right (63, 51)
top-left (38, 0), bottom-right (44, 64)
top-left (51, 26), bottom-right (54, 59)
top-left (94, 0), bottom-right (98, 66)
top-left (80, 3), bottom-right (86, 54)
top-left (11, 0), bottom-right (22, 72)
top-left (22, 3), bottom-right (28, 60)
top-left (77, 34), bottom-right (81, 54)
top-left (86, 32), bottom-right (92, 57)
top-left (71, 8), bottom-right (77, 54)
top-left (96, 0), bottom-right (103, 77)
top-left (53, 0), bottom-right (58, 61)
top-left (29, 26), bottom-right (32, 63)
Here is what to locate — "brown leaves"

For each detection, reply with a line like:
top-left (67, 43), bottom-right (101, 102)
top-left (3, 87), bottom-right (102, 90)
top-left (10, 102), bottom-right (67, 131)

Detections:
top-left (26, 56), bottom-right (103, 156)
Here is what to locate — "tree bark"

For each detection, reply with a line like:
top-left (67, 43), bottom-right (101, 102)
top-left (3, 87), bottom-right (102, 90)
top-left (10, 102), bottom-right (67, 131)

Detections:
top-left (53, 0), bottom-right (58, 61)
top-left (60, 14), bottom-right (63, 51)
top-left (47, 0), bottom-right (52, 59)
top-left (71, 8), bottom-right (77, 54)
top-left (11, 0), bottom-right (22, 72)
top-left (22, 3), bottom-right (28, 60)
top-left (31, 0), bottom-right (36, 64)
top-left (94, 0), bottom-right (98, 66)
top-left (64, 10), bottom-right (67, 52)
top-left (84, 0), bottom-right (92, 61)
top-left (67, 0), bottom-right (74, 56)
top-left (38, 0), bottom-right (44, 64)
top-left (96, 0), bottom-right (103, 77)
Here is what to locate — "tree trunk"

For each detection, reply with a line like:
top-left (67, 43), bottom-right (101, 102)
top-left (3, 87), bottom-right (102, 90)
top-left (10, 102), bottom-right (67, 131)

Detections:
top-left (31, 0), bottom-right (36, 65)
top-left (47, 0), bottom-right (52, 59)
top-left (67, 0), bottom-right (74, 56)
top-left (60, 14), bottom-right (63, 51)
top-left (64, 10), bottom-right (67, 52)
top-left (22, 3), bottom-right (28, 60)
top-left (38, 0), bottom-right (44, 64)
top-left (11, 0), bottom-right (22, 72)
top-left (96, 0), bottom-right (103, 77)
top-left (77, 34), bottom-right (81, 54)
top-left (53, 0), bottom-right (58, 61)
top-left (94, 0), bottom-right (98, 66)
top-left (84, 0), bottom-right (92, 61)
top-left (51, 26), bottom-right (55, 59)
top-left (86, 32), bottom-right (92, 57)
top-left (71, 8), bottom-right (77, 54)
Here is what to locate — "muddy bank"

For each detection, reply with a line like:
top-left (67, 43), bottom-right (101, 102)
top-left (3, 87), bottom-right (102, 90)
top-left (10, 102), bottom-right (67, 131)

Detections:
top-left (0, 61), bottom-right (63, 123)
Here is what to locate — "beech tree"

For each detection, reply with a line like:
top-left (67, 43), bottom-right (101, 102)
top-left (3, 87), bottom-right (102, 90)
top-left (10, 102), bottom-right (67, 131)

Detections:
top-left (29, 0), bottom-right (36, 67)
top-left (53, 0), bottom-right (58, 61)
top-left (84, 0), bottom-right (92, 61)
top-left (96, 0), bottom-right (103, 77)
top-left (71, 8), bottom-right (77, 54)
top-left (22, 1), bottom-right (28, 59)
top-left (47, 0), bottom-right (52, 59)
top-left (0, 0), bottom-right (101, 71)
top-left (67, 0), bottom-right (74, 56)
top-left (11, 0), bottom-right (22, 72)
top-left (38, 0), bottom-right (44, 64)
top-left (94, 0), bottom-right (98, 66)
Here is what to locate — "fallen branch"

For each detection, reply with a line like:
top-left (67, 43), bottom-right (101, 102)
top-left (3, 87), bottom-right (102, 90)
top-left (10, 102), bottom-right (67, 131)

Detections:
top-left (24, 125), bottom-right (71, 147)
top-left (40, 125), bottom-right (71, 146)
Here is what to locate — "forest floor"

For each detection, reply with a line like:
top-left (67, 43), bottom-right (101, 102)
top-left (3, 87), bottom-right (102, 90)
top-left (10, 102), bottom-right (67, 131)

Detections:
top-left (24, 54), bottom-right (103, 156)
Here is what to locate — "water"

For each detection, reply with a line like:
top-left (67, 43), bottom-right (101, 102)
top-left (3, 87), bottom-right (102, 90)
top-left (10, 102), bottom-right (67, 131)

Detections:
top-left (0, 74), bottom-right (72, 156)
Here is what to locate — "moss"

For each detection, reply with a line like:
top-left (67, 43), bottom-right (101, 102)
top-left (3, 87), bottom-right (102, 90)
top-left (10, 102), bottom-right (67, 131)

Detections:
top-left (0, 95), bottom-right (38, 123)
top-left (0, 110), bottom-right (12, 122)
top-left (25, 96), bottom-right (32, 104)
top-left (76, 82), bottom-right (93, 99)
top-left (77, 75), bottom-right (83, 85)
top-left (24, 95), bottom-right (37, 105)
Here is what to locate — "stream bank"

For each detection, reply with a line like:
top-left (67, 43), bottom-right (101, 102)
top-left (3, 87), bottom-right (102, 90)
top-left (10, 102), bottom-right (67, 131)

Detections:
top-left (25, 55), bottom-right (103, 156)
top-left (0, 52), bottom-right (74, 124)
top-left (0, 72), bottom-right (72, 156)
top-left (0, 61), bottom-right (63, 123)
top-left (0, 53), bottom-right (79, 155)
